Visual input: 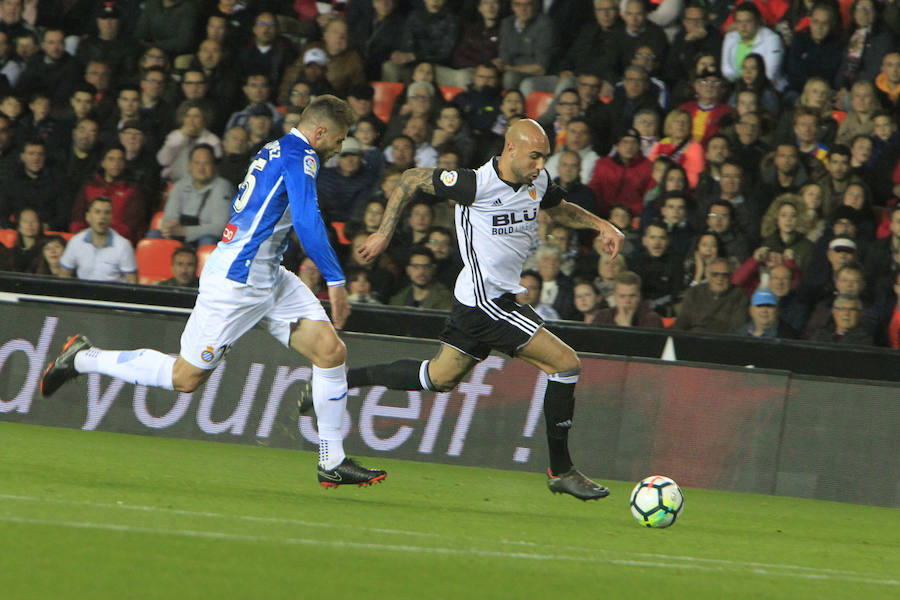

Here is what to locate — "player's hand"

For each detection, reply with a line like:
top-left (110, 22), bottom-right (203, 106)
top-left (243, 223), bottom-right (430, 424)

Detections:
top-left (596, 219), bottom-right (625, 260)
top-left (328, 285), bottom-right (350, 330)
top-left (356, 233), bottom-right (389, 264)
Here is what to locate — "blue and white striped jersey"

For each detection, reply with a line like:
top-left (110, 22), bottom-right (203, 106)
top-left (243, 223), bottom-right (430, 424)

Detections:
top-left (203, 129), bottom-right (344, 288)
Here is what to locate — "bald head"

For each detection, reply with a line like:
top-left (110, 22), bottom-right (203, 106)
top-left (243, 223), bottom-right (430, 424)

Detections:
top-left (505, 118), bottom-right (547, 148)
top-left (499, 118), bottom-right (550, 184)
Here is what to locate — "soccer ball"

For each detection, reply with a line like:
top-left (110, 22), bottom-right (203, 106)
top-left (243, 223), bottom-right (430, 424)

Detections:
top-left (629, 475), bottom-right (684, 528)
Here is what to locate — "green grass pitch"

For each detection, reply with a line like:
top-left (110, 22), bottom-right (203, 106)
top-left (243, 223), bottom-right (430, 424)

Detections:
top-left (1, 421), bottom-right (897, 599)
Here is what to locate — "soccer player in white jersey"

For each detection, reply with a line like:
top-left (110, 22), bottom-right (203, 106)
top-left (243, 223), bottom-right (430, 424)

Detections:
top-left (41, 96), bottom-right (386, 488)
top-left (347, 119), bottom-right (624, 500)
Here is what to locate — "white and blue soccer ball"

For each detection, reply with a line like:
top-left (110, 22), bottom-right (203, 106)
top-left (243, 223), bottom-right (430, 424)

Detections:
top-left (629, 475), bottom-right (684, 528)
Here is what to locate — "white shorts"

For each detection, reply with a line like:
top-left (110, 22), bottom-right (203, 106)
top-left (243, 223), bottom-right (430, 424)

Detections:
top-left (180, 266), bottom-right (329, 369)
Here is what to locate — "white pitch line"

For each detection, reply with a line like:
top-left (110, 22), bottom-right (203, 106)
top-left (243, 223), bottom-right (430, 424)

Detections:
top-left (0, 514), bottom-right (898, 587)
top-left (1, 494), bottom-right (897, 587)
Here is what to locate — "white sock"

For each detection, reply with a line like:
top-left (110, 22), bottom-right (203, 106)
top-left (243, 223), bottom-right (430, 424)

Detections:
top-left (74, 348), bottom-right (175, 390)
top-left (312, 364), bottom-right (347, 469)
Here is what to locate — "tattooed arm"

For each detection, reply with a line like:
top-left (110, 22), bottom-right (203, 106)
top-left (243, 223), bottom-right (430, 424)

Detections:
top-left (544, 199), bottom-right (625, 259)
top-left (357, 168), bottom-right (436, 263)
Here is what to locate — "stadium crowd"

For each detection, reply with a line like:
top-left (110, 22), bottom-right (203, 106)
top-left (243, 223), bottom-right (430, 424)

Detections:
top-left (2, 0), bottom-right (900, 348)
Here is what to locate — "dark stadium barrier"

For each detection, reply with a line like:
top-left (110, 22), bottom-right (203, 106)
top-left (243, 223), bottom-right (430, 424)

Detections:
top-left (1, 301), bottom-right (897, 508)
top-left (2, 272), bottom-right (899, 383)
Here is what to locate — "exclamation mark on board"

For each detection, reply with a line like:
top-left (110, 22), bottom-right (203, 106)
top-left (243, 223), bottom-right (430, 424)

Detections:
top-left (513, 372), bottom-right (547, 463)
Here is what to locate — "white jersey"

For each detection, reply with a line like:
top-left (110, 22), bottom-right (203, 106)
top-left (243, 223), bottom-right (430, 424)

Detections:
top-left (430, 158), bottom-right (564, 309)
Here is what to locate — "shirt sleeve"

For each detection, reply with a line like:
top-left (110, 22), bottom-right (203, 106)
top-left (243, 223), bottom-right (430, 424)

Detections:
top-left (119, 239), bottom-right (137, 274)
top-left (283, 152), bottom-right (345, 286)
top-left (59, 239), bottom-right (77, 271)
top-left (540, 178), bottom-right (566, 210)
top-left (431, 168), bottom-right (477, 205)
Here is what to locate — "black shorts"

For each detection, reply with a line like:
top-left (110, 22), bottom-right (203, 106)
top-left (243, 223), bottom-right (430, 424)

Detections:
top-left (439, 294), bottom-right (544, 361)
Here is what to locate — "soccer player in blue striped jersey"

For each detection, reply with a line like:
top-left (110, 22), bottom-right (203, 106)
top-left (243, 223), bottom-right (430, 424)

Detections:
top-left (41, 96), bottom-right (387, 488)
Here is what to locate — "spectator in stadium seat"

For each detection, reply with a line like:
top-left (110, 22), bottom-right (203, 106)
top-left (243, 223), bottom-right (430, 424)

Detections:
top-left (533, 243), bottom-right (578, 321)
top-left (119, 120), bottom-right (162, 217)
top-left (15, 28), bottom-right (82, 111)
top-left (606, 0), bottom-right (668, 81)
top-left (683, 231), bottom-right (723, 289)
top-left (874, 52), bottom-right (900, 118)
top-left (451, 0), bottom-right (502, 76)
top-left (57, 84), bottom-right (98, 147)
top-left (804, 261), bottom-right (868, 339)
top-left (224, 73), bottom-right (281, 134)
top-left (345, 266), bottom-right (383, 304)
top-left (345, 84), bottom-right (384, 137)
top-left (759, 142), bottom-right (811, 211)
top-left (245, 105), bottom-right (276, 155)
top-left (317, 136), bottom-right (379, 224)
top-left (61, 117), bottom-right (102, 200)
top-left (156, 244), bottom-right (199, 288)
top-left (139, 66), bottom-right (175, 141)
top-left (76, 2), bottom-right (137, 82)
top-left (15, 91), bottom-right (57, 148)
top-left (386, 115), bottom-right (437, 168)
top-left (188, 39), bottom-right (240, 128)
top-left (167, 69), bottom-right (221, 138)
top-left (674, 257), bottom-right (748, 333)
top-left (553, 150), bottom-right (598, 220)
top-left (157, 100), bottom-right (223, 183)
top-left (799, 235), bottom-right (860, 313)
top-left (100, 85), bottom-right (155, 151)
top-left (695, 161), bottom-right (758, 247)
top-left (734, 288), bottom-right (797, 339)
top-left (292, 20), bottom-right (366, 101)
top-left (83, 60), bottom-right (115, 126)
top-left (389, 245), bottom-right (452, 310)
top-left (594, 270), bottom-right (663, 328)
top-left (494, 0), bottom-right (554, 93)
top-left (59, 196), bottom-right (137, 283)
top-left (8, 206), bottom-right (42, 272)
top-left (570, 279), bottom-right (602, 324)
top-left (629, 222), bottom-right (683, 317)
top-left (32, 233), bottom-right (66, 276)
top-left (588, 129), bottom-right (651, 218)
top-left (384, 0), bottom-right (459, 85)
top-left (0, 0), bottom-right (35, 44)
top-left (704, 199), bottom-right (751, 263)
top-left (347, 0), bottom-right (406, 82)
top-left (545, 118), bottom-right (599, 185)
top-left (665, 4), bottom-right (722, 93)
top-left (384, 134), bottom-right (416, 171)
top-left (693, 134), bottom-right (731, 208)
top-left (726, 111), bottom-right (770, 183)
top-left (784, 3), bottom-right (842, 99)
top-left (810, 293), bottom-right (872, 345)
top-left (69, 145), bottom-right (146, 245)
top-left (556, 0), bottom-right (620, 89)
top-left (6, 138), bottom-right (67, 230)
top-left (217, 125), bottom-right (250, 188)
top-left (867, 269), bottom-right (900, 347)
top-left (423, 225), bottom-right (460, 290)
top-left (430, 105), bottom-right (476, 168)
top-left (759, 194), bottom-right (815, 271)
top-left (344, 229), bottom-right (398, 303)
top-left (516, 268), bottom-right (559, 321)
top-left (149, 144), bottom-right (234, 247)
top-left (648, 109), bottom-right (705, 188)
top-left (607, 65), bottom-right (660, 146)
top-left (721, 2), bottom-right (786, 92)
top-left (864, 205), bottom-right (900, 298)
top-left (834, 0), bottom-right (894, 104)
top-left (835, 81), bottom-right (880, 146)
top-left (387, 198), bottom-right (434, 265)
top-left (657, 192), bottom-right (694, 261)
top-left (135, 0), bottom-right (197, 57)
top-left (236, 11), bottom-right (295, 93)
top-left (678, 66), bottom-right (732, 147)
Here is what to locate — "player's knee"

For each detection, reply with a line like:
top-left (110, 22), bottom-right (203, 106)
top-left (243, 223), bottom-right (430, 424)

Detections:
top-left (316, 336), bottom-right (347, 368)
top-left (558, 351), bottom-right (580, 375)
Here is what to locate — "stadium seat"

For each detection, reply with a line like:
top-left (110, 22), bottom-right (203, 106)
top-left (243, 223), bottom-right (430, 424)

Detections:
top-left (135, 238), bottom-right (182, 285)
top-left (661, 317), bottom-right (675, 328)
top-left (150, 211), bottom-right (165, 231)
top-left (831, 110), bottom-right (847, 125)
top-left (331, 221), bottom-right (350, 245)
top-left (439, 85), bottom-right (463, 103)
top-left (196, 244), bottom-right (216, 276)
top-left (525, 91), bottom-right (553, 120)
top-left (0, 229), bottom-right (15, 248)
top-left (44, 231), bottom-right (73, 241)
top-left (371, 81), bottom-right (404, 123)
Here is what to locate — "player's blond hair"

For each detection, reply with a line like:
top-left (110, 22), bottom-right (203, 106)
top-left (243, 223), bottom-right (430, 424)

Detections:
top-left (300, 95), bottom-right (357, 130)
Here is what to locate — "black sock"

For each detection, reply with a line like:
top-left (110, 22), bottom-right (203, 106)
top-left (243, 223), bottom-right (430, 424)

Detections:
top-left (544, 380), bottom-right (575, 475)
top-left (346, 359), bottom-right (426, 390)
